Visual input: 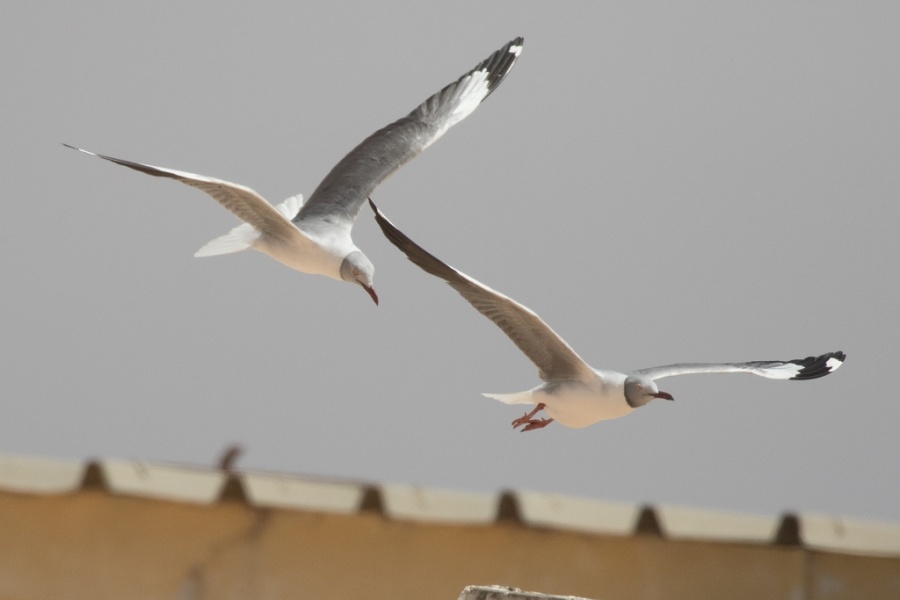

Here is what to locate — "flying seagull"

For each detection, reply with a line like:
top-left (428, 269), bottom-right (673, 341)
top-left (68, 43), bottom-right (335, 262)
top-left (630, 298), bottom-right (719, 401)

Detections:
top-left (369, 200), bottom-right (845, 431)
top-left (64, 37), bottom-right (524, 305)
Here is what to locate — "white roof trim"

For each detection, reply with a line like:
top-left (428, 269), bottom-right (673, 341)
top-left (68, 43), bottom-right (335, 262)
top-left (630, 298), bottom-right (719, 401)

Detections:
top-left (655, 504), bottom-right (780, 543)
top-left (241, 472), bottom-right (365, 513)
top-left (99, 460), bottom-right (225, 504)
top-left (0, 455), bottom-right (84, 494)
top-left (513, 490), bottom-right (639, 535)
top-left (799, 513), bottom-right (900, 557)
top-left (381, 483), bottom-right (498, 523)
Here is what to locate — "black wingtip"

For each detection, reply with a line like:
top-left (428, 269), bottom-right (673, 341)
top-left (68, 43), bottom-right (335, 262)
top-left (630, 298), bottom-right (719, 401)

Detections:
top-left (476, 37), bottom-right (524, 98)
top-left (789, 351), bottom-right (846, 380)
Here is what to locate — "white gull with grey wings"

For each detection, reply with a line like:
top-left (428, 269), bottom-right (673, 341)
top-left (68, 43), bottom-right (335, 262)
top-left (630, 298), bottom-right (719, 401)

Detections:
top-left (370, 200), bottom-right (845, 431)
top-left (65, 37), bottom-right (524, 305)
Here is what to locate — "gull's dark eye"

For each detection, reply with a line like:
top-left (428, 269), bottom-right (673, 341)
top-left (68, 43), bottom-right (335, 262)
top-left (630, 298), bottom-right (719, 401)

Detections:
top-left (352, 268), bottom-right (359, 276)
top-left (636, 384), bottom-right (643, 391)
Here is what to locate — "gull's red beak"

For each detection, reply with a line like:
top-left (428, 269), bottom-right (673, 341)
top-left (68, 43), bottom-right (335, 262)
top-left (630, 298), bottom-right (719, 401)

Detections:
top-left (653, 391), bottom-right (674, 401)
top-left (363, 284), bottom-right (379, 305)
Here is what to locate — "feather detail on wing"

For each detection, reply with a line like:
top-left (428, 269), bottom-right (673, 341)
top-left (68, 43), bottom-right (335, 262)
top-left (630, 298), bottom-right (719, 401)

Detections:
top-left (371, 200), bottom-right (594, 383)
top-left (63, 144), bottom-right (306, 246)
top-left (636, 351), bottom-right (846, 381)
top-left (296, 38), bottom-right (523, 224)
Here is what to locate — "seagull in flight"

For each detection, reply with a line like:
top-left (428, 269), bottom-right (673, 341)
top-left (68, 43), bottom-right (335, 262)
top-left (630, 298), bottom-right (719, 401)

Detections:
top-left (65, 37), bottom-right (524, 305)
top-left (370, 200), bottom-right (845, 431)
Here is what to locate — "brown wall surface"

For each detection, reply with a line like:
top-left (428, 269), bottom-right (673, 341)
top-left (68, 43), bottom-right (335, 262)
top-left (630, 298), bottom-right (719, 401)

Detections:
top-left (1, 489), bottom-right (898, 600)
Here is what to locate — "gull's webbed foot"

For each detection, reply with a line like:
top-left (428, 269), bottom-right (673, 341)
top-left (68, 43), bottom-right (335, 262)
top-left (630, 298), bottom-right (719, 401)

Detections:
top-left (520, 418), bottom-right (554, 432)
top-left (511, 403), bottom-right (548, 431)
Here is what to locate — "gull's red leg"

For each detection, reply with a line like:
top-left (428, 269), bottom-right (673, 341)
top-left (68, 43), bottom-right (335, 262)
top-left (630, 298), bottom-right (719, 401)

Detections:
top-left (521, 417), bottom-right (554, 432)
top-left (511, 403), bottom-right (546, 429)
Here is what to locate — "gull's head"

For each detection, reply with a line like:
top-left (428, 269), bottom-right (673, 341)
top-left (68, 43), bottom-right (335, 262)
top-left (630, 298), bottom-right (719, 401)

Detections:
top-left (340, 250), bottom-right (378, 305)
top-left (623, 375), bottom-right (674, 408)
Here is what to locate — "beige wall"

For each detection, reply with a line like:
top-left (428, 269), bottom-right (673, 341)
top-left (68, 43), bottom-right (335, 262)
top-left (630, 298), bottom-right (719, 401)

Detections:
top-left (0, 490), bottom-right (897, 600)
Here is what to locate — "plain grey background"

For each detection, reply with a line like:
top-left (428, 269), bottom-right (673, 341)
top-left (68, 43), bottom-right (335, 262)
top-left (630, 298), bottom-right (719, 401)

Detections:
top-left (2, 3), bottom-right (898, 521)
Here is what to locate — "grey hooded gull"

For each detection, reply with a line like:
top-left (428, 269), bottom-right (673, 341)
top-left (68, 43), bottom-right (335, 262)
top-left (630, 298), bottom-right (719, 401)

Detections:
top-left (370, 199), bottom-right (845, 431)
top-left (64, 37), bottom-right (524, 305)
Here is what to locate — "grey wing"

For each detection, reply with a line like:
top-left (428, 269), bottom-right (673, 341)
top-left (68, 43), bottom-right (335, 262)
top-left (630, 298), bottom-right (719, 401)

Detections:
top-left (636, 351), bottom-right (846, 381)
top-left (371, 200), bottom-right (594, 383)
top-left (296, 37), bottom-right (523, 225)
top-left (64, 144), bottom-right (299, 242)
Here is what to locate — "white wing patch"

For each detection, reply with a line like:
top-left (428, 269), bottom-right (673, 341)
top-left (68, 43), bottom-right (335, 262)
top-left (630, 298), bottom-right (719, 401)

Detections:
top-left (826, 356), bottom-right (844, 371)
top-left (423, 69), bottom-right (492, 151)
top-left (447, 69), bottom-right (492, 124)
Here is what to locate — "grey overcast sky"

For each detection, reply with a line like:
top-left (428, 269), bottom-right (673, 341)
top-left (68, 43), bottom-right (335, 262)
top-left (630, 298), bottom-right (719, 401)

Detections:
top-left (2, 3), bottom-right (898, 521)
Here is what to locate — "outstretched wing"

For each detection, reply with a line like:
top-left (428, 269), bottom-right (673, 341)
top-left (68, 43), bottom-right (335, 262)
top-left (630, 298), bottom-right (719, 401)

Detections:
top-left (636, 351), bottom-right (846, 381)
top-left (64, 144), bottom-right (304, 245)
top-left (371, 200), bottom-right (595, 383)
top-left (297, 37), bottom-right (523, 225)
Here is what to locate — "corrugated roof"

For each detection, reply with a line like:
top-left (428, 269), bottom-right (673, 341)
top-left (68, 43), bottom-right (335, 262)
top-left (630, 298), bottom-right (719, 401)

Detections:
top-left (796, 512), bottom-right (900, 556)
top-left (511, 491), bottom-right (638, 535)
top-left (0, 454), bottom-right (84, 494)
top-left (381, 483), bottom-right (498, 523)
top-left (100, 459), bottom-right (225, 504)
top-left (1, 453), bottom-right (897, 557)
top-left (654, 504), bottom-right (779, 543)
top-left (241, 471), bottom-right (365, 513)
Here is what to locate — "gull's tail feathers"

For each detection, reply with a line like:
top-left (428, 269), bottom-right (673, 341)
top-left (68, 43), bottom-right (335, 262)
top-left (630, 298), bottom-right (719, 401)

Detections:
top-left (273, 194), bottom-right (304, 220)
top-left (483, 391), bottom-right (535, 406)
top-left (194, 223), bottom-right (260, 257)
top-left (194, 194), bottom-right (303, 258)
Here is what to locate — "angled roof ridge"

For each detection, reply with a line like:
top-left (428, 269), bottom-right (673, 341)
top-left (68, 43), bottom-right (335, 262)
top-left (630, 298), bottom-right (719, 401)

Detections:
top-left (1, 453), bottom-right (898, 557)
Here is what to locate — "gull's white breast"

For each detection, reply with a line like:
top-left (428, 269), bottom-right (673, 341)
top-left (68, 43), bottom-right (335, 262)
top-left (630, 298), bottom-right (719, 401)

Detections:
top-left (252, 229), bottom-right (345, 280)
top-left (539, 372), bottom-right (632, 429)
